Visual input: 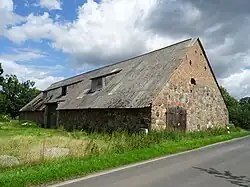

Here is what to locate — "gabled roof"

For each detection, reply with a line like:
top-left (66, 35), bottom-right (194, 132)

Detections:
top-left (20, 38), bottom-right (196, 111)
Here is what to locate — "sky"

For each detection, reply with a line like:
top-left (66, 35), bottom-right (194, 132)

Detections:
top-left (0, 0), bottom-right (250, 99)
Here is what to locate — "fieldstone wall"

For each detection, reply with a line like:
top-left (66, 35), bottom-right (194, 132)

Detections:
top-left (152, 41), bottom-right (229, 131)
top-left (57, 108), bottom-right (151, 132)
top-left (19, 111), bottom-right (45, 126)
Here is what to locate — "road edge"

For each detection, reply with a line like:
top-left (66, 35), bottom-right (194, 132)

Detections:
top-left (48, 134), bottom-right (250, 187)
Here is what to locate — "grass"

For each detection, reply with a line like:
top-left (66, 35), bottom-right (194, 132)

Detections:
top-left (0, 121), bottom-right (106, 165)
top-left (0, 121), bottom-right (249, 187)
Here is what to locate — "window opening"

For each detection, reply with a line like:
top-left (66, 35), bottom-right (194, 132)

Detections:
top-left (91, 77), bottom-right (103, 92)
top-left (191, 78), bottom-right (196, 85)
top-left (62, 86), bottom-right (67, 96)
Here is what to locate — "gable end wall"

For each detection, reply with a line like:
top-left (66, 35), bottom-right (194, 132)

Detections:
top-left (151, 41), bottom-right (229, 131)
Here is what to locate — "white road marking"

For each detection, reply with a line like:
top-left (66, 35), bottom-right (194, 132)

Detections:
top-left (47, 135), bottom-right (250, 187)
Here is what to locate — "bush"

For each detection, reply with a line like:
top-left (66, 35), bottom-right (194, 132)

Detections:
top-left (0, 115), bottom-right (10, 122)
top-left (228, 126), bottom-right (242, 132)
top-left (17, 120), bottom-right (38, 128)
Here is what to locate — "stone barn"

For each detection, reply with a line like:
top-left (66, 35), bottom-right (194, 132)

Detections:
top-left (20, 38), bottom-right (229, 132)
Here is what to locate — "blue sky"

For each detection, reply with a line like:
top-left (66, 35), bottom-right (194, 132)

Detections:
top-left (0, 0), bottom-right (106, 89)
top-left (1, 0), bottom-right (91, 79)
top-left (0, 0), bottom-right (250, 98)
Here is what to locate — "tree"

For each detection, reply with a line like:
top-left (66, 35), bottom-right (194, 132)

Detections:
top-left (0, 92), bottom-right (6, 114)
top-left (220, 86), bottom-right (250, 129)
top-left (0, 63), bottom-right (3, 85)
top-left (220, 86), bottom-right (239, 108)
top-left (0, 63), bottom-right (6, 114)
top-left (220, 86), bottom-right (242, 126)
top-left (238, 97), bottom-right (250, 129)
top-left (1, 75), bottom-right (40, 119)
top-left (239, 97), bottom-right (250, 105)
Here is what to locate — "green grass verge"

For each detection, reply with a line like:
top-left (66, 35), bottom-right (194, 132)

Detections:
top-left (0, 130), bottom-right (249, 187)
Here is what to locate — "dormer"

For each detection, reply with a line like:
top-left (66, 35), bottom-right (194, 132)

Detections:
top-left (61, 86), bottom-right (67, 96)
top-left (42, 91), bottom-right (47, 99)
top-left (91, 77), bottom-right (104, 92)
top-left (89, 68), bottom-right (122, 93)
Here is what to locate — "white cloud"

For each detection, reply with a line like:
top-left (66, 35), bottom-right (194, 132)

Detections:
top-left (3, 0), bottom-right (250, 98)
top-left (0, 59), bottom-right (64, 90)
top-left (0, 0), bottom-right (13, 11)
top-left (219, 69), bottom-right (250, 99)
top-left (39, 0), bottom-right (62, 10)
top-left (0, 0), bottom-right (23, 34)
top-left (5, 12), bottom-right (60, 43)
top-left (5, 0), bottom-right (165, 66)
top-left (180, 2), bottom-right (201, 24)
top-left (0, 48), bottom-right (48, 62)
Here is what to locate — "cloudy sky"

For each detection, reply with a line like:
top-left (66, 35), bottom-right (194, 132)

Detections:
top-left (0, 0), bottom-right (249, 98)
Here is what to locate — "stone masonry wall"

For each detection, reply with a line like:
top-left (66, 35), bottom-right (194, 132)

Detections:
top-left (57, 108), bottom-right (151, 132)
top-left (152, 41), bottom-right (229, 131)
top-left (19, 111), bottom-right (45, 126)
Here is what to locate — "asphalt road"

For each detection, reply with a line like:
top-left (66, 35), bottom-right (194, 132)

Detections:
top-left (51, 136), bottom-right (250, 187)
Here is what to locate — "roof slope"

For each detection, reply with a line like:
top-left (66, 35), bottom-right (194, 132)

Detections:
top-left (21, 38), bottom-right (195, 111)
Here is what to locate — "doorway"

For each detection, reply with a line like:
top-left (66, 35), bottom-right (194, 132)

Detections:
top-left (166, 106), bottom-right (187, 131)
top-left (46, 103), bottom-right (58, 129)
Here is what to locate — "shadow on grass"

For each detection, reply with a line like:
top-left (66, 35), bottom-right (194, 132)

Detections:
top-left (193, 167), bottom-right (250, 187)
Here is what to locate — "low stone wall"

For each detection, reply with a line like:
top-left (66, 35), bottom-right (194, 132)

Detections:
top-left (57, 108), bottom-right (151, 132)
top-left (19, 111), bottom-right (44, 126)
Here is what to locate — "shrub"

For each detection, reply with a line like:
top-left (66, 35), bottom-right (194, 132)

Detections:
top-left (229, 126), bottom-right (242, 132)
top-left (17, 120), bottom-right (38, 128)
top-left (0, 115), bottom-right (10, 122)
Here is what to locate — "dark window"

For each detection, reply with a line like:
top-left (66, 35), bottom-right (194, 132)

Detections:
top-left (89, 70), bottom-right (121, 93)
top-left (43, 91), bottom-right (47, 99)
top-left (197, 124), bottom-right (200, 130)
top-left (62, 86), bottom-right (67, 96)
top-left (191, 78), bottom-right (196, 85)
top-left (189, 60), bottom-right (192, 65)
top-left (96, 78), bottom-right (102, 87)
top-left (91, 78), bottom-right (103, 92)
top-left (195, 50), bottom-right (197, 54)
top-left (205, 66), bottom-right (207, 71)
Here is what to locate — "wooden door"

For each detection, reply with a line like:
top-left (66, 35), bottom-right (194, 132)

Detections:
top-left (166, 106), bottom-right (187, 131)
top-left (47, 103), bottom-right (58, 129)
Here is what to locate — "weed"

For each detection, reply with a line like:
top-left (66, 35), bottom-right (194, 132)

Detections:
top-left (0, 130), bottom-right (249, 187)
top-left (0, 121), bottom-right (249, 187)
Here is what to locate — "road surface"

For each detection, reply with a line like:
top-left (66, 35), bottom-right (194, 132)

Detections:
top-left (51, 136), bottom-right (250, 187)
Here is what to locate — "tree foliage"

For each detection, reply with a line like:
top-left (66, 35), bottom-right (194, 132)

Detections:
top-left (0, 63), bottom-right (3, 85)
top-left (220, 86), bottom-right (250, 129)
top-left (0, 66), bottom-right (40, 118)
top-left (239, 97), bottom-right (250, 105)
top-left (0, 63), bottom-right (6, 114)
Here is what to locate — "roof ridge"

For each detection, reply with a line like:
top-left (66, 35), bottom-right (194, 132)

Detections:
top-left (47, 37), bottom-right (194, 90)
